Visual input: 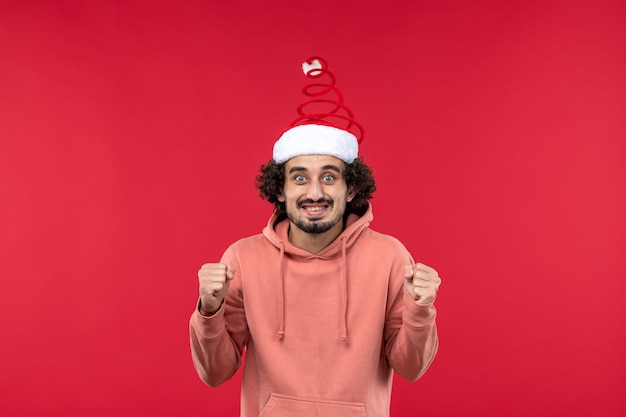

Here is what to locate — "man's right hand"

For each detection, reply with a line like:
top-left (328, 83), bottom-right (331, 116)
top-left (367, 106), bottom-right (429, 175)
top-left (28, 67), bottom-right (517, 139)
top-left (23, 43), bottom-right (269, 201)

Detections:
top-left (198, 263), bottom-right (235, 316)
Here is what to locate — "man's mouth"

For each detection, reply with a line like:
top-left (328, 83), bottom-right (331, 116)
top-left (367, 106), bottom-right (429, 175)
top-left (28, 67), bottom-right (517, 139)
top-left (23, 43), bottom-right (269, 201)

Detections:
top-left (299, 200), bottom-right (332, 218)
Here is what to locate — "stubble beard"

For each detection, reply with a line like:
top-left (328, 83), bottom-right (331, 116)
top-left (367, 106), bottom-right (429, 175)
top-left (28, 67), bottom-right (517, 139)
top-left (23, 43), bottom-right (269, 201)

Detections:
top-left (290, 218), bottom-right (339, 234)
top-left (288, 198), bottom-right (345, 234)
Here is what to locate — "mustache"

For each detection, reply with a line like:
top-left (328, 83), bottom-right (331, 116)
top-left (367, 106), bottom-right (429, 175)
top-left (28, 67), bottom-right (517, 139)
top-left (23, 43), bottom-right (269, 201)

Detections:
top-left (297, 198), bottom-right (333, 208)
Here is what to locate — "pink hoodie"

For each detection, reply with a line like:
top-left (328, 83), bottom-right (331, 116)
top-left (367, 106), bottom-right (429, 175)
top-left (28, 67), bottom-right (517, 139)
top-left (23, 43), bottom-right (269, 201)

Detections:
top-left (190, 205), bottom-right (438, 417)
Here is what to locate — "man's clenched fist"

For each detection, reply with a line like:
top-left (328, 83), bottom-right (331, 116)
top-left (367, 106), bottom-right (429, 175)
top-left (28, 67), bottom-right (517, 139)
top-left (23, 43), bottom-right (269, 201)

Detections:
top-left (403, 263), bottom-right (441, 306)
top-left (198, 263), bottom-right (235, 316)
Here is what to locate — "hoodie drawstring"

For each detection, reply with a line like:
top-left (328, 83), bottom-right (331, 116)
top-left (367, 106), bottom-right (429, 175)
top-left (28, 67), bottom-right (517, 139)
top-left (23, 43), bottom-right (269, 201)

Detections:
top-left (277, 242), bottom-right (286, 340)
top-left (340, 236), bottom-right (348, 342)
top-left (276, 237), bottom-right (349, 342)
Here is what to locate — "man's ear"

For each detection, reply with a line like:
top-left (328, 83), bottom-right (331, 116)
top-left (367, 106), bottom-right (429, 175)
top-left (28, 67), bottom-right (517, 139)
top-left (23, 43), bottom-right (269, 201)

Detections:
top-left (277, 192), bottom-right (285, 203)
top-left (346, 187), bottom-right (356, 202)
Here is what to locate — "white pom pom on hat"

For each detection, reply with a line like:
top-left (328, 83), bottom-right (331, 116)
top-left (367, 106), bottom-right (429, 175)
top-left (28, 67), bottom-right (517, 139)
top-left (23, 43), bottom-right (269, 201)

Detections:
top-left (273, 57), bottom-right (364, 164)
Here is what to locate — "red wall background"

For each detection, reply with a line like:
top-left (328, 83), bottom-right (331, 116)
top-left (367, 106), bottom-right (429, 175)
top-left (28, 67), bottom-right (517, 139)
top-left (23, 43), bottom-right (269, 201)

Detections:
top-left (1, 1), bottom-right (624, 416)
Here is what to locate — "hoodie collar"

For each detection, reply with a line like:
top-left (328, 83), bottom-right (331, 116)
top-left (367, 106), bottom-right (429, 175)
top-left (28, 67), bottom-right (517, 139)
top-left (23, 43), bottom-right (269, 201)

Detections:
top-left (262, 204), bottom-right (373, 259)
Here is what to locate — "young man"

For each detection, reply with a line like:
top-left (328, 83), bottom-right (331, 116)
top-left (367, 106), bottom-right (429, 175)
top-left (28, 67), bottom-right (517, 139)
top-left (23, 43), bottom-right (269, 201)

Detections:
top-left (190, 57), bottom-right (441, 417)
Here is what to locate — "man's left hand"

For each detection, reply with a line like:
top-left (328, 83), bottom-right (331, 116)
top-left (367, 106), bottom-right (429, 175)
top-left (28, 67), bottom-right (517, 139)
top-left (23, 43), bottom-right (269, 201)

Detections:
top-left (404, 263), bottom-right (441, 305)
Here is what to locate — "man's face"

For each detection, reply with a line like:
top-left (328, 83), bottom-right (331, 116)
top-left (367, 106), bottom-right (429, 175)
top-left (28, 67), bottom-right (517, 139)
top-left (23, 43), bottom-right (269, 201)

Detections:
top-left (278, 154), bottom-right (355, 235)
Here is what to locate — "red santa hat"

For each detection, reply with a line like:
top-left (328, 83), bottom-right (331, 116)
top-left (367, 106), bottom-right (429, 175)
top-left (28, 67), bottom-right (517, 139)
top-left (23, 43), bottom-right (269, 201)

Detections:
top-left (273, 57), bottom-right (364, 164)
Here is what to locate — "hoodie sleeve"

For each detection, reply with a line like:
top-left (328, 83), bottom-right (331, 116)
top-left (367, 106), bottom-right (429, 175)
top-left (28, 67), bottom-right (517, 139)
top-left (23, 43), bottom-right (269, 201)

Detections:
top-left (383, 259), bottom-right (439, 382)
top-left (189, 248), bottom-right (250, 387)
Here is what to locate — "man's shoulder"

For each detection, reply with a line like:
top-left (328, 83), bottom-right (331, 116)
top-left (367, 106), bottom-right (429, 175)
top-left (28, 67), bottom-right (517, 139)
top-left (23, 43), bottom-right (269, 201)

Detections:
top-left (228, 232), bottom-right (270, 251)
top-left (363, 226), bottom-right (404, 243)
top-left (220, 233), bottom-right (277, 266)
top-left (360, 227), bottom-right (409, 252)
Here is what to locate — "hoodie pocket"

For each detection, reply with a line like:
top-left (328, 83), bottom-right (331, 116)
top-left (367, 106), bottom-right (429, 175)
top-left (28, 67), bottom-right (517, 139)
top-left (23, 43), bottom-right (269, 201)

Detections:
top-left (259, 393), bottom-right (367, 417)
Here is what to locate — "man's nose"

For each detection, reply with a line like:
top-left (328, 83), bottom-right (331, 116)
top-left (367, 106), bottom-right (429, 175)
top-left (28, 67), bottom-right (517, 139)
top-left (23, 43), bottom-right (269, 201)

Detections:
top-left (306, 179), bottom-right (324, 200)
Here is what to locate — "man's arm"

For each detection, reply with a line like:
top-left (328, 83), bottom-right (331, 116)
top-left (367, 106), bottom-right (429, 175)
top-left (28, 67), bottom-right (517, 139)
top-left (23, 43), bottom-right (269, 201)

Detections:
top-left (384, 262), bottom-right (440, 381)
top-left (189, 256), bottom-right (249, 387)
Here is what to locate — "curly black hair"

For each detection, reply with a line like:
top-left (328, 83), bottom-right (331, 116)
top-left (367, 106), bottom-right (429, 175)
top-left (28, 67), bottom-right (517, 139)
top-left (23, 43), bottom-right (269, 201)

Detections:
top-left (255, 157), bottom-right (376, 220)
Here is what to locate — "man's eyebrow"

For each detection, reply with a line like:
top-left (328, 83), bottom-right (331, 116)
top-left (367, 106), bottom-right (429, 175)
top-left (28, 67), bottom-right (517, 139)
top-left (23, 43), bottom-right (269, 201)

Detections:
top-left (288, 166), bottom-right (308, 174)
top-left (321, 164), bottom-right (342, 173)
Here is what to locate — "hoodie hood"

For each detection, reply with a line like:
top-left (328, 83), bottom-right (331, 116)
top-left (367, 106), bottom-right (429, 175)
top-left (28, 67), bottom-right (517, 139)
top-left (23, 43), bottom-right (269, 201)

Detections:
top-left (262, 204), bottom-right (374, 341)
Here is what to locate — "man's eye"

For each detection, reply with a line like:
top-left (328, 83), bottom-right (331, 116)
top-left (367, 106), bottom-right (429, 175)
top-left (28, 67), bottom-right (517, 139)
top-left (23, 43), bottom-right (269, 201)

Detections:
top-left (294, 175), bottom-right (306, 183)
top-left (322, 174), bottom-right (335, 182)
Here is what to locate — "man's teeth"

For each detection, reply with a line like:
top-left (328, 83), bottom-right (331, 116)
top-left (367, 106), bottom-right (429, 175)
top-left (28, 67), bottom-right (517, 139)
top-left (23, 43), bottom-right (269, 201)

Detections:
top-left (307, 206), bottom-right (324, 212)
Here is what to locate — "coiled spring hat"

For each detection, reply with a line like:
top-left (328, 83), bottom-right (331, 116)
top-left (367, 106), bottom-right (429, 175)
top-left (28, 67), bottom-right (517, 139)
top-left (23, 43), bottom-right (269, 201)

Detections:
top-left (273, 57), bottom-right (364, 164)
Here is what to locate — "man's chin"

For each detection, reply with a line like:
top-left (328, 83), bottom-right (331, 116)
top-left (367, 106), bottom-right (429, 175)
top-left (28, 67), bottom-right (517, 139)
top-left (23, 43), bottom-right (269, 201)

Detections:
top-left (305, 215), bottom-right (325, 222)
top-left (293, 219), bottom-right (336, 234)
